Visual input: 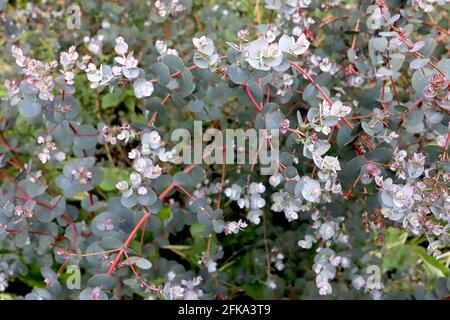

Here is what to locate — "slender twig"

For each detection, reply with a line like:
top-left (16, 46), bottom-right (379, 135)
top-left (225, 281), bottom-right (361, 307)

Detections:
top-left (107, 211), bottom-right (151, 275)
top-left (243, 84), bottom-right (262, 112)
top-left (290, 62), bottom-right (354, 129)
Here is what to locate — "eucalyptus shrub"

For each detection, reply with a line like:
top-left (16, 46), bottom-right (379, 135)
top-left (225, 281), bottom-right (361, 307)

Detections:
top-left (0, 0), bottom-right (449, 300)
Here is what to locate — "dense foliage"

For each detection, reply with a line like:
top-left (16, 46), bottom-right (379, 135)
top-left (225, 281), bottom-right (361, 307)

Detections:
top-left (0, 0), bottom-right (449, 300)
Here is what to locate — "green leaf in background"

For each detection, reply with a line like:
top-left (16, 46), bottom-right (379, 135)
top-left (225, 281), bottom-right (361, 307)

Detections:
top-left (415, 247), bottom-right (450, 278)
top-left (101, 93), bottom-right (119, 109)
top-left (99, 167), bottom-right (129, 191)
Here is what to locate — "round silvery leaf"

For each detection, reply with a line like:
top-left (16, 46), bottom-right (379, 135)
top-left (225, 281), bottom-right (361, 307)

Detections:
top-left (193, 36), bottom-right (215, 55)
top-left (79, 287), bottom-right (108, 300)
top-left (366, 147), bottom-right (392, 164)
top-left (380, 190), bottom-right (394, 207)
top-left (173, 171), bottom-right (193, 189)
top-left (85, 243), bottom-right (106, 265)
top-left (137, 187), bottom-right (157, 206)
top-left (319, 222), bottom-right (335, 240)
top-left (19, 179), bottom-right (46, 197)
top-left (227, 66), bottom-right (248, 85)
top-left (197, 210), bottom-right (213, 228)
top-left (187, 100), bottom-right (204, 113)
top-left (20, 81), bottom-right (39, 95)
top-left (19, 98), bottom-right (42, 118)
top-left (403, 109), bottom-right (425, 134)
top-left (371, 37), bottom-right (388, 52)
top-left (91, 211), bottom-right (119, 236)
top-left (361, 120), bottom-right (383, 136)
top-left (124, 256), bottom-right (152, 270)
top-left (50, 96), bottom-right (81, 121)
top-left (151, 62), bottom-right (171, 86)
top-left (122, 66), bottom-right (139, 79)
top-left (213, 219), bottom-right (224, 233)
top-left (426, 108), bottom-right (444, 124)
top-left (134, 78), bottom-right (154, 99)
top-left (99, 237), bottom-right (124, 250)
top-left (307, 107), bottom-right (319, 123)
top-left (417, 38), bottom-right (437, 56)
top-left (410, 58), bottom-right (429, 70)
top-left (193, 52), bottom-right (211, 69)
top-left (302, 179), bottom-right (321, 203)
top-left (337, 124), bottom-right (358, 148)
top-left (55, 176), bottom-right (72, 193)
top-left (152, 174), bottom-right (173, 195)
top-left (303, 83), bottom-right (318, 105)
top-left (322, 116), bottom-right (339, 127)
top-left (265, 111), bottom-right (285, 130)
top-left (411, 69), bottom-right (432, 93)
top-left (121, 193), bottom-right (138, 208)
top-left (25, 288), bottom-right (52, 300)
top-left (179, 69), bottom-right (195, 97)
top-left (162, 54), bottom-right (185, 72)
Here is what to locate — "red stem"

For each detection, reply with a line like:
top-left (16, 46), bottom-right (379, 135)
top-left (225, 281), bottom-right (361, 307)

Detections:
top-left (290, 62), bottom-right (354, 129)
top-left (159, 183), bottom-right (175, 200)
top-left (6, 228), bottom-right (55, 237)
top-left (107, 211), bottom-right (151, 275)
top-left (161, 93), bottom-right (171, 106)
top-left (243, 84), bottom-right (262, 112)
top-left (266, 84), bottom-right (271, 104)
